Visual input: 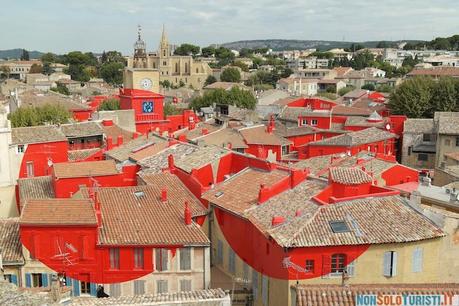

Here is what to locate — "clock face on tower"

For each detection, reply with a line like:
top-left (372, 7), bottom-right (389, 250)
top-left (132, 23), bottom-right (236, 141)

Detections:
top-left (142, 101), bottom-right (154, 113)
top-left (140, 78), bottom-right (152, 90)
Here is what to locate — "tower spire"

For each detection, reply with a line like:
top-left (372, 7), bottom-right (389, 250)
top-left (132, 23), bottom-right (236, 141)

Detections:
top-left (161, 24), bottom-right (168, 46)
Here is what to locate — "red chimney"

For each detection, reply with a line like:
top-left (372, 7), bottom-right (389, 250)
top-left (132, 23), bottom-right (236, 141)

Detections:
top-left (178, 134), bottom-right (187, 142)
top-left (227, 142), bottom-right (232, 150)
top-left (168, 154), bottom-right (175, 170)
top-left (202, 128), bottom-right (209, 135)
top-left (117, 135), bottom-right (123, 146)
top-left (271, 216), bottom-right (285, 226)
top-left (133, 133), bottom-right (139, 139)
top-left (266, 114), bottom-right (276, 133)
top-left (295, 209), bottom-right (302, 217)
top-left (161, 188), bottom-right (167, 202)
top-left (102, 119), bottom-right (113, 126)
top-left (94, 191), bottom-right (102, 228)
top-left (106, 136), bottom-right (113, 150)
top-left (184, 201), bottom-right (192, 225)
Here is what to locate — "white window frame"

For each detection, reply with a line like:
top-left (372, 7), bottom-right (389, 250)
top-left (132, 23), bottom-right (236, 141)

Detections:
top-left (17, 145), bottom-right (25, 154)
top-left (179, 278), bottom-right (192, 292)
top-left (311, 119), bottom-right (318, 126)
top-left (412, 247), bottom-right (423, 273)
top-left (156, 279), bottom-right (168, 294)
top-left (133, 280), bottom-right (145, 295)
top-left (154, 248), bottom-right (170, 272)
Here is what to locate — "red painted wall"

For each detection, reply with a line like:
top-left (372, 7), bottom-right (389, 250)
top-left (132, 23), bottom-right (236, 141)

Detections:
top-left (214, 207), bottom-right (369, 279)
top-left (287, 98), bottom-right (337, 110)
top-left (19, 141), bottom-right (69, 178)
top-left (381, 164), bottom-right (419, 186)
top-left (119, 89), bottom-right (165, 120)
top-left (20, 224), bottom-right (182, 283)
top-left (301, 139), bottom-right (396, 159)
top-left (245, 144), bottom-right (283, 161)
top-left (53, 165), bottom-right (139, 198)
top-left (72, 110), bottom-right (93, 122)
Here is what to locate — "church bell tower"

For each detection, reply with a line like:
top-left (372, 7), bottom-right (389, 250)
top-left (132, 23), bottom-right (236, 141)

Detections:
top-left (133, 25), bottom-right (147, 68)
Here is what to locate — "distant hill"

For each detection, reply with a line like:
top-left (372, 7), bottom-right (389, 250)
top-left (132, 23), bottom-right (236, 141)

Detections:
top-left (0, 49), bottom-right (44, 60)
top-left (220, 39), bottom-right (425, 51)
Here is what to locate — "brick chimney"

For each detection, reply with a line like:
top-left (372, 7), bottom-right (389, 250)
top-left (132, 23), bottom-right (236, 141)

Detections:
top-left (168, 154), bottom-right (175, 170)
top-left (161, 188), bottom-right (167, 202)
top-left (106, 136), bottom-right (113, 150)
top-left (102, 119), bottom-right (113, 126)
top-left (266, 115), bottom-right (275, 134)
top-left (132, 133), bottom-right (139, 139)
top-left (94, 191), bottom-right (102, 228)
top-left (117, 135), bottom-right (123, 146)
top-left (202, 128), bottom-right (209, 135)
top-left (184, 201), bottom-right (192, 225)
top-left (271, 216), bottom-right (285, 226)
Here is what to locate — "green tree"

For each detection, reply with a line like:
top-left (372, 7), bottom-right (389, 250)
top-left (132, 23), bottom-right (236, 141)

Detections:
top-left (232, 60), bottom-right (249, 72)
top-left (99, 62), bottom-right (124, 85)
top-left (179, 80), bottom-right (186, 88)
top-left (164, 103), bottom-right (182, 116)
top-left (375, 84), bottom-right (393, 93)
top-left (429, 77), bottom-right (458, 115)
top-left (0, 65), bottom-right (10, 78)
top-left (174, 44), bottom-right (200, 56)
top-left (41, 52), bottom-right (58, 63)
top-left (8, 104), bottom-right (71, 127)
top-left (350, 50), bottom-right (375, 70)
top-left (215, 47), bottom-right (235, 66)
top-left (29, 63), bottom-right (43, 74)
top-left (220, 67), bottom-right (241, 83)
top-left (402, 55), bottom-right (420, 68)
top-left (20, 49), bottom-right (30, 61)
top-left (310, 51), bottom-right (334, 60)
top-left (42, 62), bottom-right (54, 75)
top-left (101, 51), bottom-right (126, 64)
top-left (239, 48), bottom-right (253, 57)
top-left (338, 86), bottom-right (355, 96)
top-left (201, 46), bottom-right (216, 57)
top-left (98, 98), bottom-right (120, 111)
top-left (190, 87), bottom-right (256, 110)
top-left (204, 75), bottom-right (217, 86)
top-left (389, 77), bottom-right (434, 118)
top-left (345, 43), bottom-right (365, 52)
top-left (50, 83), bottom-right (70, 95)
top-left (160, 80), bottom-right (172, 89)
top-left (361, 83), bottom-right (376, 91)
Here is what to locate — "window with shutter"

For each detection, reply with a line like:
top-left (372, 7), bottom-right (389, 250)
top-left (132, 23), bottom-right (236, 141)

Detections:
top-left (134, 248), bottom-right (144, 269)
top-left (347, 260), bottom-right (356, 276)
top-left (109, 248), bottom-right (120, 270)
top-left (134, 280), bottom-right (145, 295)
top-left (412, 247), bottom-right (423, 273)
top-left (321, 255), bottom-right (331, 278)
top-left (180, 248), bottom-right (191, 270)
top-left (110, 283), bottom-right (121, 297)
top-left (228, 249), bottom-right (236, 274)
top-left (155, 249), bottom-right (169, 272)
top-left (383, 251), bottom-right (397, 277)
top-left (156, 280), bottom-right (168, 294)
top-left (252, 271), bottom-right (258, 300)
top-left (180, 279), bottom-right (192, 292)
top-left (262, 275), bottom-right (269, 306)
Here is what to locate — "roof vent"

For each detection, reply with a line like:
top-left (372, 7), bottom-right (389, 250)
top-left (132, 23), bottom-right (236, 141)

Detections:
top-left (215, 191), bottom-right (224, 198)
top-left (161, 188), bottom-right (167, 202)
top-left (134, 191), bottom-right (145, 198)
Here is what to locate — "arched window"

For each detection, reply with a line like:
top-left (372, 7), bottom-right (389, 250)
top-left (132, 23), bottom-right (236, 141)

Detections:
top-left (331, 254), bottom-right (346, 273)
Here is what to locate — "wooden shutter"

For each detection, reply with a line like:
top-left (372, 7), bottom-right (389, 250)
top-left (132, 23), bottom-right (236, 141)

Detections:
top-left (391, 251), bottom-right (398, 276)
top-left (25, 273), bottom-right (31, 287)
top-left (162, 249), bottom-right (169, 271)
top-left (41, 273), bottom-right (48, 287)
top-left (262, 275), bottom-right (269, 306)
top-left (90, 283), bottom-right (97, 296)
top-left (155, 249), bottom-right (161, 271)
top-left (321, 255), bottom-right (331, 278)
top-left (252, 271), bottom-right (258, 300)
top-left (412, 247), bottom-right (423, 273)
top-left (383, 251), bottom-right (391, 276)
top-left (11, 275), bottom-right (17, 285)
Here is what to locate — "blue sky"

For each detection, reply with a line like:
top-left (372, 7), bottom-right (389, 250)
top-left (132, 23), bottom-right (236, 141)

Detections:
top-left (0, 0), bottom-right (458, 54)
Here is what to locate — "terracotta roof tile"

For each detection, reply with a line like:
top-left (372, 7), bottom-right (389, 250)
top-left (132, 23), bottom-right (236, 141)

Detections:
top-left (100, 124), bottom-right (135, 145)
top-left (18, 176), bottom-right (55, 208)
top-left (202, 168), bottom-right (290, 215)
top-left (60, 122), bottom-right (104, 138)
top-left (53, 160), bottom-right (118, 178)
top-left (12, 126), bottom-right (67, 145)
top-left (0, 218), bottom-right (24, 264)
top-left (94, 174), bottom-right (209, 246)
top-left (68, 148), bottom-right (101, 161)
top-left (20, 199), bottom-right (97, 226)
top-left (310, 127), bottom-right (396, 147)
top-left (329, 167), bottom-right (373, 185)
top-left (403, 118), bottom-right (435, 134)
top-left (408, 67), bottom-right (459, 77)
top-left (105, 134), bottom-right (166, 162)
top-left (137, 143), bottom-right (199, 174)
top-left (194, 127), bottom-right (248, 149)
top-left (295, 284), bottom-right (459, 306)
top-left (239, 125), bottom-right (291, 146)
top-left (71, 288), bottom-right (228, 305)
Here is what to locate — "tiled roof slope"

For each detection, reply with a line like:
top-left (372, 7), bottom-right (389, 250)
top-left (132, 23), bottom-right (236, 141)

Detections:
top-left (403, 118), bottom-right (434, 133)
top-left (310, 127), bottom-right (396, 147)
top-left (53, 160), bottom-right (118, 178)
top-left (202, 168), bottom-right (290, 215)
top-left (20, 199), bottom-right (97, 226)
top-left (12, 126), bottom-right (67, 145)
top-left (283, 195), bottom-right (444, 247)
top-left (18, 176), bottom-right (55, 207)
top-left (239, 125), bottom-right (291, 146)
top-left (105, 134), bottom-right (166, 162)
top-left (68, 148), bottom-right (101, 161)
top-left (438, 116), bottom-right (459, 135)
top-left (70, 288), bottom-right (228, 305)
top-left (0, 218), bottom-right (24, 264)
top-left (94, 174), bottom-right (209, 246)
top-left (195, 127), bottom-right (248, 149)
top-left (295, 284), bottom-right (459, 306)
top-left (329, 167), bottom-right (373, 185)
top-left (60, 122), bottom-right (104, 138)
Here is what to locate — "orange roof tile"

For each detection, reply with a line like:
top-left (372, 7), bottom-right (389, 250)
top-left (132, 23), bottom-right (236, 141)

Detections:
top-left (53, 160), bottom-right (118, 178)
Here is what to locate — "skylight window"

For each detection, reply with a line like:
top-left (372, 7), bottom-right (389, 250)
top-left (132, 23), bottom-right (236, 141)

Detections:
top-left (329, 220), bottom-right (351, 233)
top-left (134, 191), bottom-right (145, 198)
top-left (215, 191), bottom-right (224, 198)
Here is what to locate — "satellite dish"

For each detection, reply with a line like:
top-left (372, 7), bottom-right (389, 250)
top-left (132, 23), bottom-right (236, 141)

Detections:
top-left (385, 123), bottom-right (391, 131)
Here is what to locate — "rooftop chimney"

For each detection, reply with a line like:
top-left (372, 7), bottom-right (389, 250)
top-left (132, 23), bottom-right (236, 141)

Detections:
top-left (106, 136), bottom-right (113, 150)
top-left (117, 135), bottom-right (123, 146)
top-left (184, 201), bottom-right (192, 225)
top-left (161, 188), bottom-right (167, 202)
top-left (202, 128), bottom-right (209, 135)
top-left (168, 154), bottom-right (175, 170)
top-left (102, 120), bottom-right (113, 126)
top-left (295, 209), bottom-right (302, 217)
top-left (271, 216), bottom-right (285, 227)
